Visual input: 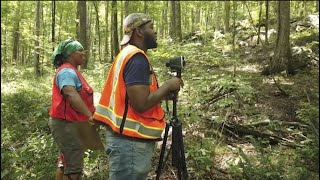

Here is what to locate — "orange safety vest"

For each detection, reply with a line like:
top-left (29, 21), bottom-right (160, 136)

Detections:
top-left (93, 45), bottom-right (165, 140)
top-left (49, 62), bottom-right (95, 122)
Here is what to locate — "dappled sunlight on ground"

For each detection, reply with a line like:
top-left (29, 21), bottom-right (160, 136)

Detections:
top-left (220, 64), bottom-right (262, 73)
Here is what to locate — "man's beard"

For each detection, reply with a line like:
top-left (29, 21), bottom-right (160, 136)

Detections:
top-left (144, 32), bottom-right (157, 49)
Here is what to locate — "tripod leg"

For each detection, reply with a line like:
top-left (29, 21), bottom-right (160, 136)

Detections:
top-left (172, 126), bottom-right (182, 180)
top-left (177, 126), bottom-right (188, 179)
top-left (173, 122), bottom-right (188, 180)
top-left (156, 123), bottom-right (170, 180)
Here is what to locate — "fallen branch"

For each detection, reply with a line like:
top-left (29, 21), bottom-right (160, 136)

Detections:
top-left (204, 88), bottom-right (237, 107)
top-left (247, 120), bottom-right (308, 128)
top-left (272, 76), bottom-right (289, 97)
top-left (207, 118), bottom-right (303, 148)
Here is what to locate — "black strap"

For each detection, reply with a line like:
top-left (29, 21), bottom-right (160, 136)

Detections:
top-left (119, 93), bottom-right (129, 134)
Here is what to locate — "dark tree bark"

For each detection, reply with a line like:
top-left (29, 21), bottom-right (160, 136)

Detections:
top-left (88, 4), bottom-right (94, 64)
top-left (58, 5), bottom-right (64, 42)
top-left (12, 2), bottom-right (21, 64)
top-left (93, 1), bottom-right (101, 63)
top-left (232, 1), bottom-right (237, 54)
top-left (224, 1), bottom-right (231, 33)
top-left (176, 0), bottom-right (182, 41)
top-left (144, 0), bottom-right (147, 14)
top-left (79, 1), bottom-right (88, 69)
top-left (52, 0), bottom-right (56, 51)
top-left (34, 1), bottom-right (41, 76)
top-left (124, 0), bottom-right (129, 17)
top-left (169, 0), bottom-right (176, 39)
top-left (105, 1), bottom-right (109, 62)
top-left (257, 1), bottom-right (263, 45)
top-left (21, 44), bottom-right (25, 65)
top-left (161, 1), bottom-right (168, 38)
top-left (120, 3), bottom-right (123, 40)
top-left (76, 1), bottom-right (80, 40)
top-left (191, 8), bottom-right (195, 32)
top-left (232, 1), bottom-right (237, 78)
top-left (265, 0), bottom-right (269, 45)
top-left (111, 0), bottom-right (119, 60)
top-left (270, 1), bottom-right (292, 75)
top-left (2, 17), bottom-right (7, 63)
top-left (216, 1), bottom-right (221, 31)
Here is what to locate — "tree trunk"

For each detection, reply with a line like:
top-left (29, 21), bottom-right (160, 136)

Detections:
top-left (196, 9), bottom-right (200, 29)
top-left (205, 7), bottom-right (209, 32)
top-left (257, 1), bottom-right (263, 45)
top-left (176, 0), bottom-right (182, 41)
top-left (303, 0), bottom-right (306, 17)
top-left (76, 1), bottom-right (80, 40)
top-left (12, 2), bottom-right (21, 64)
top-left (52, 0), bottom-right (56, 51)
top-left (144, 0), bottom-right (147, 14)
top-left (40, 2), bottom-right (44, 69)
top-left (58, 5), bottom-right (64, 42)
top-left (265, 0), bottom-right (269, 45)
top-left (183, 5), bottom-right (189, 33)
top-left (232, 1), bottom-right (237, 55)
top-left (21, 44), bottom-right (25, 65)
top-left (105, 1), bottom-right (109, 62)
top-left (224, 1), bottom-right (230, 33)
top-left (79, 1), bottom-right (88, 69)
top-left (124, 0), bottom-right (129, 17)
top-left (169, 0), bottom-right (176, 40)
top-left (111, 0), bottom-right (119, 60)
top-left (34, 1), bottom-right (41, 76)
top-left (161, 1), bottom-right (167, 38)
top-left (232, 1), bottom-right (237, 78)
top-left (88, 4), bottom-right (94, 64)
top-left (93, 1), bottom-right (101, 63)
top-left (2, 19), bottom-right (7, 63)
top-left (191, 8), bottom-right (195, 32)
top-left (271, 1), bottom-right (292, 75)
top-left (120, 3), bottom-right (123, 40)
top-left (244, 2), bottom-right (258, 35)
top-left (216, 1), bottom-right (221, 31)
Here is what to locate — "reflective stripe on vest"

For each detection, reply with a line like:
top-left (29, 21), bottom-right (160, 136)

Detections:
top-left (95, 104), bottom-right (164, 139)
top-left (109, 45), bottom-right (140, 109)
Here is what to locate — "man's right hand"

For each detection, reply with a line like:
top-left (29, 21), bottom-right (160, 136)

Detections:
top-left (165, 77), bottom-right (184, 92)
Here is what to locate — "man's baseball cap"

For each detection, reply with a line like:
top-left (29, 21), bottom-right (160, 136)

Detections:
top-left (120, 13), bottom-right (152, 46)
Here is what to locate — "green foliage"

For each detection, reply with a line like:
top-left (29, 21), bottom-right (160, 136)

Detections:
top-left (229, 145), bottom-right (319, 180)
top-left (297, 103), bottom-right (319, 141)
top-left (296, 102), bottom-right (319, 173)
top-left (213, 75), bottom-right (256, 109)
top-left (185, 138), bottom-right (216, 177)
top-left (1, 91), bottom-right (56, 179)
top-left (291, 28), bottom-right (319, 46)
top-left (237, 148), bottom-right (284, 180)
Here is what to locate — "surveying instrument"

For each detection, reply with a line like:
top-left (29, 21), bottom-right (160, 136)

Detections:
top-left (156, 56), bottom-right (188, 180)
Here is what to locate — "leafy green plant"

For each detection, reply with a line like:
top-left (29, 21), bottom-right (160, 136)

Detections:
top-left (296, 102), bottom-right (319, 173)
top-left (185, 139), bottom-right (216, 177)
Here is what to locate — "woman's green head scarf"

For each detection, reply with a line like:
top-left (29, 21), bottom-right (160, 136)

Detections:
top-left (51, 38), bottom-right (84, 64)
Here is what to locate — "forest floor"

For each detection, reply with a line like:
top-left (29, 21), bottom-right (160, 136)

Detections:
top-left (143, 33), bottom-right (319, 180)
top-left (145, 17), bottom-right (319, 178)
top-left (1, 15), bottom-right (319, 180)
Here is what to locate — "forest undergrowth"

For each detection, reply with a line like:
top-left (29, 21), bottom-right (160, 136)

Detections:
top-left (1, 25), bottom-right (319, 180)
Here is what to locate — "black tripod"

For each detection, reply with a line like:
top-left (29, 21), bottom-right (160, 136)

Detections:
top-left (156, 72), bottom-right (188, 180)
